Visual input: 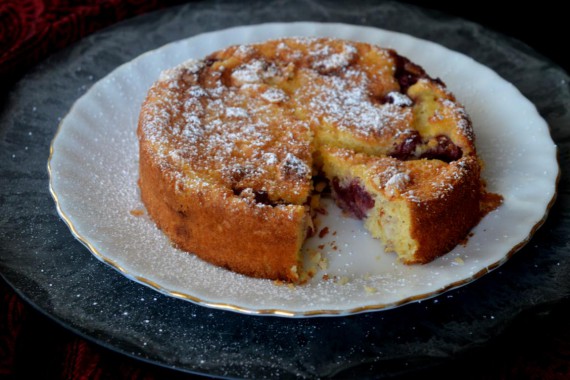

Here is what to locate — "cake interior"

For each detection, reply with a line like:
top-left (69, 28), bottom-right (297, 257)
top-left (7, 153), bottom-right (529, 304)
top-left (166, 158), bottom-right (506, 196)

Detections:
top-left (329, 173), bottom-right (418, 263)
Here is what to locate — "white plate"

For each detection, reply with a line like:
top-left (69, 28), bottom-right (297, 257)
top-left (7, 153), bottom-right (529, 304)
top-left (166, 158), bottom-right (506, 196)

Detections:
top-left (48, 22), bottom-right (558, 317)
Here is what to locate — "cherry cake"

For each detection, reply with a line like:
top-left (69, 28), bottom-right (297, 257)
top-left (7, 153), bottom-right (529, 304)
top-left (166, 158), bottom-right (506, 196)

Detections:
top-left (137, 38), bottom-right (490, 282)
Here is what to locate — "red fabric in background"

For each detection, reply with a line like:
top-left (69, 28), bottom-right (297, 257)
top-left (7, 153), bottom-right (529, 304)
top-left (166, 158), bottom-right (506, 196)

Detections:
top-left (1, 4), bottom-right (191, 378)
top-left (0, 0), bottom-right (180, 88)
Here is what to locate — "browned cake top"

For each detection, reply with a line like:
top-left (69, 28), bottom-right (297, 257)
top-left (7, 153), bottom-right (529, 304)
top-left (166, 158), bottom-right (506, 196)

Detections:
top-left (138, 37), bottom-right (476, 207)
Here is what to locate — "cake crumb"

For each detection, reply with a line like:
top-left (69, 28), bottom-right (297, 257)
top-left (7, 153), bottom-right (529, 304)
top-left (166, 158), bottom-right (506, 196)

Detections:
top-left (309, 250), bottom-right (322, 264)
top-left (318, 226), bottom-right (329, 238)
top-left (318, 257), bottom-right (329, 270)
top-left (453, 257), bottom-right (465, 266)
top-left (130, 209), bottom-right (145, 217)
top-left (364, 285), bottom-right (377, 294)
top-left (298, 269), bottom-right (314, 284)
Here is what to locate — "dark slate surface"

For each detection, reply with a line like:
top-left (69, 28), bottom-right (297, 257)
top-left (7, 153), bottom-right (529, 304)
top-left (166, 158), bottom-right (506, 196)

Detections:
top-left (1, 0), bottom-right (569, 378)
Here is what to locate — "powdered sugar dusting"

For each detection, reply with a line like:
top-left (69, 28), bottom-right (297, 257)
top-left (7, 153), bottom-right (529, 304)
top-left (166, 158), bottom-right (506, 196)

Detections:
top-left (281, 152), bottom-right (311, 179)
top-left (301, 70), bottom-right (412, 139)
top-left (140, 44), bottom-right (317, 205)
top-left (231, 60), bottom-right (265, 84)
top-left (441, 97), bottom-right (473, 140)
top-left (384, 172), bottom-right (410, 196)
top-left (310, 42), bottom-right (357, 72)
top-left (386, 91), bottom-right (413, 107)
top-left (144, 39), bottom-right (392, 205)
top-left (260, 87), bottom-right (288, 103)
top-left (159, 59), bottom-right (204, 82)
top-left (140, 37), bottom-right (477, 214)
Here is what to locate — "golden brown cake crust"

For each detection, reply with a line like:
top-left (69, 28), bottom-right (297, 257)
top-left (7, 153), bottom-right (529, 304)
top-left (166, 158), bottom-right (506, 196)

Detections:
top-left (405, 158), bottom-right (481, 263)
top-left (138, 141), bottom-right (308, 281)
top-left (137, 37), bottom-right (487, 281)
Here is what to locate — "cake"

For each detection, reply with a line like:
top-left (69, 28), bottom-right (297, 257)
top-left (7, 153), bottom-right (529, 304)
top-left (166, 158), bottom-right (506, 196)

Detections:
top-left (137, 37), bottom-right (490, 282)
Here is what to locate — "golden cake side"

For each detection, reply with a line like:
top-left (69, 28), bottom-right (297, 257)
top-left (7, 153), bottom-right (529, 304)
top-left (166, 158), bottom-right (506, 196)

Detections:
top-left (138, 139), bottom-right (309, 281)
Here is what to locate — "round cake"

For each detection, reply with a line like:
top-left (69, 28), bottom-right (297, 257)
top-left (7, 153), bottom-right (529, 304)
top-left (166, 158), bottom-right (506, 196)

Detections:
top-left (137, 37), bottom-right (486, 282)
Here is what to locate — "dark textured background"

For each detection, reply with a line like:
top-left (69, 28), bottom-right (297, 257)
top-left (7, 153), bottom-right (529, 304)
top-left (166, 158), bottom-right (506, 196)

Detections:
top-left (1, 1), bottom-right (569, 379)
